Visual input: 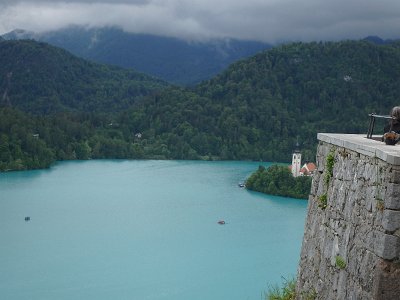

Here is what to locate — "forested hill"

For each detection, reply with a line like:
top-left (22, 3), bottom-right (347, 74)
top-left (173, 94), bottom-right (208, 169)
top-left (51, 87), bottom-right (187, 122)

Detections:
top-left (122, 40), bottom-right (400, 163)
top-left (191, 40), bottom-right (400, 160)
top-left (2, 39), bottom-right (400, 171)
top-left (0, 39), bottom-right (167, 113)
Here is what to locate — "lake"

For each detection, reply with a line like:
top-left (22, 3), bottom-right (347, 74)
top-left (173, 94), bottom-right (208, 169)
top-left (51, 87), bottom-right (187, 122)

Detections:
top-left (0, 160), bottom-right (307, 300)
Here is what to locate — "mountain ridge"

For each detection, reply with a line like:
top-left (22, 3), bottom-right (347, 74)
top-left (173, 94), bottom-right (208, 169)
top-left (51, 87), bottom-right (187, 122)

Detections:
top-left (0, 39), bottom-right (167, 113)
top-left (2, 26), bottom-right (271, 85)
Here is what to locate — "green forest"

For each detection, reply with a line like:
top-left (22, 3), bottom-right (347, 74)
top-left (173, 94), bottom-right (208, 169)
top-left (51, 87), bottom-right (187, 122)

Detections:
top-left (1, 39), bottom-right (400, 171)
top-left (0, 40), bottom-right (167, 113)
top-left (245, 165), bottom-right (312, 199)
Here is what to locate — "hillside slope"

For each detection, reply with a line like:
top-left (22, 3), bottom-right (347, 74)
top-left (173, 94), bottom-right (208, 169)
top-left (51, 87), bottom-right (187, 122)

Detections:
top-left (2, 27), bottom-right (271, 85)
top-left (0, 39), bottom-right (167, 113)
top-left (122, 40), bottom-right (400, 162)
top-left (194, 40), bottom-right (400, 159)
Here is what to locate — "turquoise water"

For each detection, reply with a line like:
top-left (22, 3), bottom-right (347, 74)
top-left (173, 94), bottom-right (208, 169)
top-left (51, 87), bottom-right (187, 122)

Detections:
top-left (0, 160), bottom-right (307, 300)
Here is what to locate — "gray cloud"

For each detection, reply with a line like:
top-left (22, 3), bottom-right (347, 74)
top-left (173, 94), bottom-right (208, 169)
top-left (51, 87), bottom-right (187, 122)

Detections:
top-left (0, 0), bottom-right (149, 4)
top-left (1, 0), bottom-right (400, 43)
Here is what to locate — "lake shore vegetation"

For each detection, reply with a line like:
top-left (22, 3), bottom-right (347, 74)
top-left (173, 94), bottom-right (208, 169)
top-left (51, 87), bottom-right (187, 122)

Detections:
top-left (245, 165), bottom-right (312, 199)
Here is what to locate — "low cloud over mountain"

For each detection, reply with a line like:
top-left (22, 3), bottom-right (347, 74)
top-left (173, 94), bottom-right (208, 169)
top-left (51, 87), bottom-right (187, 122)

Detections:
top-left (1, 0), bottom-right (400, 43)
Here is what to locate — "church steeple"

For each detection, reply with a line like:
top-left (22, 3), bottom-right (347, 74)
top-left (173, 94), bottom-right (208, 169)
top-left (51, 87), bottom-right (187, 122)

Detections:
top-left (291, 139), bottom-right (301, 177)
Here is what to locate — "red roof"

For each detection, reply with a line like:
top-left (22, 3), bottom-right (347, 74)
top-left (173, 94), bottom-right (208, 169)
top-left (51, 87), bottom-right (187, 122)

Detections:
top-left (305, 162), bottom-right (316, 172)
top-left (300, 162), bottom-right (316, 175)
top-left (289, 162), bottom-right (316, 175)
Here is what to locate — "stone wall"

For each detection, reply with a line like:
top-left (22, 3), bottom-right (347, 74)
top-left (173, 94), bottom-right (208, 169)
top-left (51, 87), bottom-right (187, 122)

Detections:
top-left (296, 134), bottom-right (400, 300)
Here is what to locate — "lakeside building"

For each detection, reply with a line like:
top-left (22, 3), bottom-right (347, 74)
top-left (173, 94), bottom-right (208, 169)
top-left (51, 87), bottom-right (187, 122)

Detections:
top-left (289, 142), bottom-right (316, 177)
top-left (291, 142), bottom-right (302, 177)
top-left (299, 162), bottom-right (316, 176)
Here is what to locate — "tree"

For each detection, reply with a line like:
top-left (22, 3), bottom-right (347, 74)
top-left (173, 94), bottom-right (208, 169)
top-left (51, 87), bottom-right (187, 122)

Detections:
top-left (246, 165), bottom-right (311, 199)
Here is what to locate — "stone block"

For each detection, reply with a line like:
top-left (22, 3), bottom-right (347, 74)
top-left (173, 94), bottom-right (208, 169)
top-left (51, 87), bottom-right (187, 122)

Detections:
top-left (389, 168), bottom-right (400, 184)
top-left (337, 271), bottom-right (349, 299)
top-left (317, 142), bottom-right (335, 172)
top-left (385, 152), bottom-right (400, 166)
top-left (373, 231), bottom-right (400, 260)
top-left (316, 175), bottom-right (327, 196)
top-left (358, 250), bottom-right (378, 291)
top-left (357, 147), bottom-right (377, 158)
top-left (385, 183), bottom-right (400, 210)
top-left (363, 162), bottom-right (379, 184)
top-left (365, 185), bottom-right (377, 212)
top-left (344, 163), bottom-right (357, 182)
top-left (317, 155), bottom-right (325, 172)
top-left (382, 210), bottom-right (400, 232)
top-left (310, 173), bottom-right (320, 195)
top-left (343, 193), bottom-right (356, 221)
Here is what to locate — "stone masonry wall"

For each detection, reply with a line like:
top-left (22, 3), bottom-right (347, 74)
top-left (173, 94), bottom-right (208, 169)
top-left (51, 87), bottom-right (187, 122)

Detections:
top-left (296, 138), bottom-right (400, 300)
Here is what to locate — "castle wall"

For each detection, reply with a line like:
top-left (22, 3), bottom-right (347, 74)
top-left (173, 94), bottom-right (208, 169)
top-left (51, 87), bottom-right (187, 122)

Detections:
top-left (296, 134), bottom-right (400, 300)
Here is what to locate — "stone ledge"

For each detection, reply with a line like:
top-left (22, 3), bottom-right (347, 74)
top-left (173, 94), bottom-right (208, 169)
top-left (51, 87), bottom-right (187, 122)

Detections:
top-left (318, 133), bottom-right (400, 165)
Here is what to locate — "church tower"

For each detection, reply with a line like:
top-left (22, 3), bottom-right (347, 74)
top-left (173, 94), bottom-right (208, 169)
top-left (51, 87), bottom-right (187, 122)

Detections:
top-left (291, 141), bottom-right (301, 177)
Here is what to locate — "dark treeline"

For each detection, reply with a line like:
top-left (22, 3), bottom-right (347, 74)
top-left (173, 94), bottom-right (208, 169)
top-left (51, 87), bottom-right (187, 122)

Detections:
top-left (0, 107), bottom-right (177, 171)
top-left (245, 165), bottom-right (312, 199)
top-left (1, 39), bottom-right (400, 171)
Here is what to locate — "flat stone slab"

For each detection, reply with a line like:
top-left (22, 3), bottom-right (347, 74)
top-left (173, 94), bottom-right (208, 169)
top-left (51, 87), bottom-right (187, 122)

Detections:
top-left (318, 133), bottom-right (400, 165)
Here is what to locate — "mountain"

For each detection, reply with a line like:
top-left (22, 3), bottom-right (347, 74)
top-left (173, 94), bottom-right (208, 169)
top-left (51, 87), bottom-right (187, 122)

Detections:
top-left (122, 40), bottom-right (400, 162)
top-left (363, 36), bottom-right (400, 45)
top-left (2, 27), bottom-right (271, 85)
top-left (0, 39), bottom-right (167, 113)
top-left (2, 39), bottom-right (400, 171)
top-left (2, 29), bottom-right (35, 40)
top-left (191, 40), bottom-right (400, 159)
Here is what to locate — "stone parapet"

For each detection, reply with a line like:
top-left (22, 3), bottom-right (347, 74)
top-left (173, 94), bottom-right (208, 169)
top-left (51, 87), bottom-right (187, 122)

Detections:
top-left (296, 134), bottom-right (400, 300)
top-left (317, 133), bottom-right (400, 165)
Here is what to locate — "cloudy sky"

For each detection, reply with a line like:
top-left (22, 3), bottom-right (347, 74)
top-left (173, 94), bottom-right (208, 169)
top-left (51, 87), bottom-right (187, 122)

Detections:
top-left (1, 0), bottom-right (400, 43)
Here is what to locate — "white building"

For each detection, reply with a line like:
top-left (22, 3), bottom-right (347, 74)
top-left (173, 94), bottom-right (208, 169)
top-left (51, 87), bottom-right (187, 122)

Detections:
top-left (291, 143), bottom-right (302, 177)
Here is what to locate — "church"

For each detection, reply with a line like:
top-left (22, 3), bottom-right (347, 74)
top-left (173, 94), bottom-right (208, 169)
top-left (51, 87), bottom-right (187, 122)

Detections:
top-left (289, 143), bottom-right (316, 177)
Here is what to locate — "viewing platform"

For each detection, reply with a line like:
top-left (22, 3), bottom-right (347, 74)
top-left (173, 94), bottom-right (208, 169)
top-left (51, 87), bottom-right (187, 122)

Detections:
top-left (317, 133), bottom-right (400, 165)
top-left (297, 132), bottom-right (400, 300)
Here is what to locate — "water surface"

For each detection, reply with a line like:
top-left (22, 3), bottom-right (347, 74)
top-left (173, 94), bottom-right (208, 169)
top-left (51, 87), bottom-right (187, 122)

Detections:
top-left (0, 160), bottom-right (307, 300)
